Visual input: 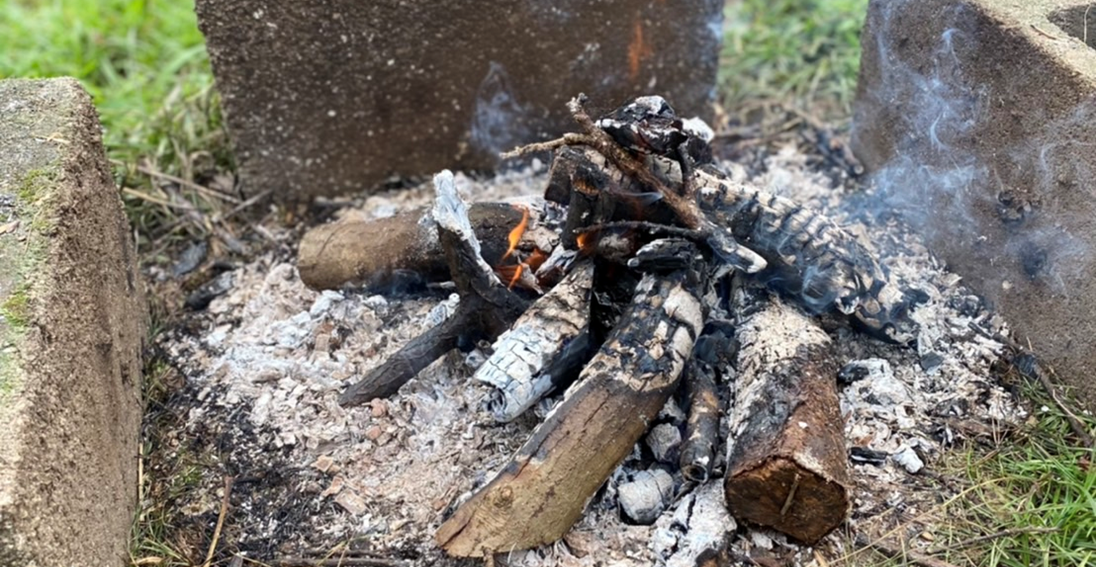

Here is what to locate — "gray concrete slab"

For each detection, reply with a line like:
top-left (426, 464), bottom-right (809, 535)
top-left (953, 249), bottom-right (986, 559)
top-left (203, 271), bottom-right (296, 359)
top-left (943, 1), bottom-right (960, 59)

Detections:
top-left (852, 0), bottom-right (1096, 409)
top-left (0, 78), bottom-right (147, 567)
top-left (196, 0), bottom-right (724, 200)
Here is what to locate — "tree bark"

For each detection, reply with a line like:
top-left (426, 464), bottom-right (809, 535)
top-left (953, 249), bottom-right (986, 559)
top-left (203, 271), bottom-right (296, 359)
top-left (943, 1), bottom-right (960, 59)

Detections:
top-left (298, 203), bottom-right (525, 291)
top-left (722, 292), bottom-right (850, 544)
top-left (436, 268), bottom-right (704, 557)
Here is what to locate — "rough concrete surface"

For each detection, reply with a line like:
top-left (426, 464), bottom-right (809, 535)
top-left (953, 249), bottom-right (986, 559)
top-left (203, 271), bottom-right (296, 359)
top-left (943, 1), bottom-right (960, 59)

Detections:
top-left (852, 0), bottom-right (1096, 410)
top-left (0, 78), bottom-right (147, 567)
top-left (196, 0), bottom-right (723, 200)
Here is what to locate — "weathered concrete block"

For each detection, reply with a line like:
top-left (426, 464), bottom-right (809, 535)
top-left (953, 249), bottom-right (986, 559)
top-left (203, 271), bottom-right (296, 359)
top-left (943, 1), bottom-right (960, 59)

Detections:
top-left (0, 79), bottom-right (147, 566)
top-left (851, 0), bottom-right (1096, 409)
top-left (196, 0), bottom-right (723, 200)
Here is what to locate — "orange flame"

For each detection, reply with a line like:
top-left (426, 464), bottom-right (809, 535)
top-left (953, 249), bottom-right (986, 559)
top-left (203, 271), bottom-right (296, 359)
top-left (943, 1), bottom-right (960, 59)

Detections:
top-left (576, 231), bottom-right (593, 253)
top-left (507, 264), bottom-right (524, 290)
top-left (502, 205), bottom-right (530, 262)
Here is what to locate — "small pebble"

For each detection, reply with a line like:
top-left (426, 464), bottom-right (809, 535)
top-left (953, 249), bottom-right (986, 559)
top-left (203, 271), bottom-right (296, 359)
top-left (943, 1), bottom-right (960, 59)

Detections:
top-left (618, 469), bottom-right (674, 525)
top-left (645, 423), bottom-right (682, 464)
top-left (365, 425), bottom-right (383, 441)
top-left (893, 445), bottom-right (924, 474)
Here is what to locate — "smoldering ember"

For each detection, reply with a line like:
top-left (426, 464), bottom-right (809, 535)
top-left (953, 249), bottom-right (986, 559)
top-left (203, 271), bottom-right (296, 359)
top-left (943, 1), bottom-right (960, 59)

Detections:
top-left (156, 95), bottom-right (1024, 566)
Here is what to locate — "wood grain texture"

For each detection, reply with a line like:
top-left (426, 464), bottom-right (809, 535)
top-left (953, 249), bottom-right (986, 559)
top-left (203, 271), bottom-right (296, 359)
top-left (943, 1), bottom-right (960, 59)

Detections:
top-left (436, 269), bottom-right (704, 557)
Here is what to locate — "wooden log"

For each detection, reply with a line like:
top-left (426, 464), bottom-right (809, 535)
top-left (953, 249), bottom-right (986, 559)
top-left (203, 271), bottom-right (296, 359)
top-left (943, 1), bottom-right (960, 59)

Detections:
top-left (297, 202), bottom-right (525, 291)
top-left (435, 267), bottom-right (705, 557)
top-left (338, 171), bottom-right (529, 407)
top-left (474, 260), bottom-right (595, 422)
top-left (693, 167), bottom-right (920, 343)
top-left (722, 291), bottom-right (850, 544)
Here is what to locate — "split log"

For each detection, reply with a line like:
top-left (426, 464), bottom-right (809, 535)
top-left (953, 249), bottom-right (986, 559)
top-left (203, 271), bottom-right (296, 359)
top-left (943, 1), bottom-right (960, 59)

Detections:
top-left (722, 291), bottom-right (850, 544)
top-left (436, 264), bottom-right (705, 557)
top-left (338, 171), bottom-right (529, 407)
top-left (473, 260), bottom-right (595, 422)
top-left (298, 202), bottom-right (526, 291)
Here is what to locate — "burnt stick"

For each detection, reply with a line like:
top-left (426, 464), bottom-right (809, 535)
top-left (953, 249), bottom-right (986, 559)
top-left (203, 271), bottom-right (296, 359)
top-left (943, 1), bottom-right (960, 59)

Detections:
top-left (680, 359), bottom-right (722, 483)
top-left (435, 258), bottom-right (705, 557)
top-left (694, 167), bottom-right (920, 344)
top-left (339, 171), bottom-right (530, 407)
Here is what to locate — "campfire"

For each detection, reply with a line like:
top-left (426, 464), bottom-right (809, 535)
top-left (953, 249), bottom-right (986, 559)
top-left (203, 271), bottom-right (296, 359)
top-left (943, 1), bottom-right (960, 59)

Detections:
top-left (299, 95), bottom-right (940, 559)
top-left (158, 94), bottom-right (1021, 566)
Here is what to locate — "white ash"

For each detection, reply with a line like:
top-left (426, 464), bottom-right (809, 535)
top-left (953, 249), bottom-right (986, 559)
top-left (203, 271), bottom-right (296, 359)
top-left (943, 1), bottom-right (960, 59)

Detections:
top-left (155, 149), bottom-right (1024, 565)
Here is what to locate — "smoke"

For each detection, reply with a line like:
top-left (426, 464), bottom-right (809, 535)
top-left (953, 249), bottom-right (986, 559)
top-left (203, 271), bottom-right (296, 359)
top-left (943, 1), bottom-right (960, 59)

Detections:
top-left (470, 61), bottom-right (530, 158)
top-left (854, 0), bottom-right (1095, 296)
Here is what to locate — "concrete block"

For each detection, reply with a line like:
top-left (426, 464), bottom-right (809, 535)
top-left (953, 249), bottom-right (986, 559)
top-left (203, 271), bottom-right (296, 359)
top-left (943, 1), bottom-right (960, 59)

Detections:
top-left (0, 79), bottom-right (147, 567)
top-left (196, 0), bottom-right (723, 200)
top-left (851, 0), bottom-right (1096, 409)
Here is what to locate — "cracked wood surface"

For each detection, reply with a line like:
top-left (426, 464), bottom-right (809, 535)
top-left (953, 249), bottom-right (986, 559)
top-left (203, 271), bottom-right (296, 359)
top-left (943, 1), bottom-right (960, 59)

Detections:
top-left (474, 260), bottom-right (595, 422)
top-left (435, 268), bottom-right (704, 557)
top-left (722, 291), bottom-right (850, 544)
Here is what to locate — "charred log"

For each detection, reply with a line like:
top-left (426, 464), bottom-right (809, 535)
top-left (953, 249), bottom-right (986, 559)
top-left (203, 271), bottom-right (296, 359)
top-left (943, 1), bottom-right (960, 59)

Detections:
top-left (338, 171), bottom-right (529, 407)
top-left (474, 260), bottom-right (595, 422)
top-left (722, 290), bottom-right (850, 544)
top-left (435, 256), bottom-right (705, 557)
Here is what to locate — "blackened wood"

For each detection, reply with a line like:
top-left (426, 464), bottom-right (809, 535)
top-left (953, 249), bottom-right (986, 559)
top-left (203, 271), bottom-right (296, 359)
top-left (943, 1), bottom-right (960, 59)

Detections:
top-left (723, 293), bottom-right (850, 544)
top-left (693, 167), bottom-right (919, 343)
top-left (436, 268), bottom-right (704, 557)
top-left (474, 260), bottom-right (595, 422)
top-left (339, 171), bottom-right (529, 407)
top-left (297, 203), bottom-right (524, 291)
top-left (679, 361), bottom-right (720, 483)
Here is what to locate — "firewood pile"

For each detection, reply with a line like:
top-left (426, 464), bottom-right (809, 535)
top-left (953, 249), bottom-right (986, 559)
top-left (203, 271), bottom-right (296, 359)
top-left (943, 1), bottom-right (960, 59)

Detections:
top-left (154, 96), bottom-right (1023, 566)
top-left (300, 94), bottom-right (932, 560)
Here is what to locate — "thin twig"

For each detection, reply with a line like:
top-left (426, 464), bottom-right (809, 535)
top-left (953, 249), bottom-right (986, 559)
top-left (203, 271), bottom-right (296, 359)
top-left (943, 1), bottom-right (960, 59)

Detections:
top-left (122, 187), bottom-right (198, 211)
top-left (969, 322), bottom-right (1094, 447)
top-left (136, 163), bottom-right (241, 204)
top-left (201, 476), bottom-right (235, 567)
top-left (274, 558), bottom-right (410, 567)
top-left (854, 534), bottom-right (962, 567)
top-left (1030, 24), bottom-right (1061, 41)
top-left (216, 189), bottom-right (273, 224)
top-left (927, 527), bottom-right (1059, 554)
top-left (500, 133), bottom-right (598, 159)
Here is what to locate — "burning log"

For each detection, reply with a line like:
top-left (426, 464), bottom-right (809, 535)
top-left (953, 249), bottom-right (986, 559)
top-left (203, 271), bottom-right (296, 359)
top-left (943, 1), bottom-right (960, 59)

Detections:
top-left (473, 260), bottom-right (595, 422)
top-left (297, 202), bottom-right (532, 291)
top-left (338, 172), bottom-right (529, 406)
top-left (722, 290), bottom-right (850, 544)
top-left (435, 240), bottom-right (705, 557)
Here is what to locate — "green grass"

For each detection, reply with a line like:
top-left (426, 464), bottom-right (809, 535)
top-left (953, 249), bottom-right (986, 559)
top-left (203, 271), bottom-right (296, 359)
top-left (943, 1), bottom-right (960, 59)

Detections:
top-left (938, 381), bottom-right (1096, 567)
top-left (721, 0), bottom-right (869, 116)
top-left (0, 0), bottom-right (231, 250)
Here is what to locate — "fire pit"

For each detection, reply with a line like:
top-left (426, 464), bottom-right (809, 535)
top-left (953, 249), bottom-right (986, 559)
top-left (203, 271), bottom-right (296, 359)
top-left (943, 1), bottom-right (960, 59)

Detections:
top-left (154, 96), bottom-right (1022, 566)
